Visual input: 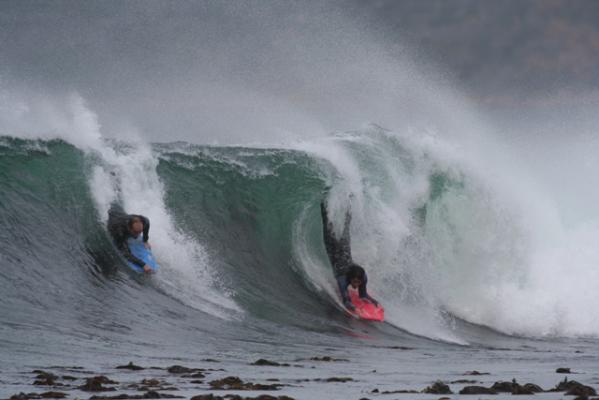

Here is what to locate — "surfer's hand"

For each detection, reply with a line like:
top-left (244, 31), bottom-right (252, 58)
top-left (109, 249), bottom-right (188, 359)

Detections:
top-left (144, 242), bottom-right (152, 249)
top-left (344, 300), bottom-right (356, 311)
top-left (143, 264), bottom-right (152, 273)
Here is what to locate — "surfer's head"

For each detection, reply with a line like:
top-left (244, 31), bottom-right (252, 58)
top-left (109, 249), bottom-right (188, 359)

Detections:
top-left (347, 264), bottom-right (365, 288)
top-left (128, 216), bottom-right (144, 236)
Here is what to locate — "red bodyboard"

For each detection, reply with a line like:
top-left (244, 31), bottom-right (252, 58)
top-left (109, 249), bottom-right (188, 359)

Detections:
top-left (348, 289), bottom-right (385, 321)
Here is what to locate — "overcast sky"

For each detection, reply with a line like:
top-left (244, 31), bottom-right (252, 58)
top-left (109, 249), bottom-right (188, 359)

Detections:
top-left (2, 0), bottom-right (599, 143)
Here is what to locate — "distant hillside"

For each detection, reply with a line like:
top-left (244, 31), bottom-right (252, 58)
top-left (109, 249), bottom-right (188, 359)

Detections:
top-left (356, 0), bottom-right (599, 102)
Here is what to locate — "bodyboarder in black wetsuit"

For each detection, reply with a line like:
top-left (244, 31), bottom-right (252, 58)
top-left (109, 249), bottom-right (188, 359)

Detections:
top-left (107, 204), bottom-right (152, 273)
top-left (321, 198), bottom-right (378, 311)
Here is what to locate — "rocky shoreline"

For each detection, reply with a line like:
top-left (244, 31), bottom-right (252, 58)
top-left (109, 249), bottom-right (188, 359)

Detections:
top-left (7, 360), bottom-right (598, 400)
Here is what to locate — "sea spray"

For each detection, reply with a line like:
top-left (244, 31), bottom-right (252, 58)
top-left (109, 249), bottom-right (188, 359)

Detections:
top-left (2, 89), bottom-right (599, 339)
top-left (0, 89), bottom-right (238, 316)
top-left (289, 126), bottom-right (599, 339)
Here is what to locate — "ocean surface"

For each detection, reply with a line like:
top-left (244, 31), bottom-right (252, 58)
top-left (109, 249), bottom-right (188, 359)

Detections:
top-left (1, 127), bottom-right (599, 399)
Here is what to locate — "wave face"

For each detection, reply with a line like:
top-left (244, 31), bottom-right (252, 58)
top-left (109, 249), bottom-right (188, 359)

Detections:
top-left (2, 123), bottom-right (599, 349)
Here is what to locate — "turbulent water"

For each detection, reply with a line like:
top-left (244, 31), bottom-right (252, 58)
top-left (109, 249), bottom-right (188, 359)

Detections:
top-left (2, 119), bottom-right (599, 397)
top-left (3, 1), bottom-right (599, 397)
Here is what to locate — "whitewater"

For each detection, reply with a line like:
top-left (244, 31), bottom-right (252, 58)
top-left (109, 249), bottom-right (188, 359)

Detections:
top-left (3, 90), bottom-right (599, 338)
top-left (1, 91), bottom-right (599, 399)
top-left (0, 86), bottom-right (599, 398)
top-left (3, 1), bottom-right (599, 398)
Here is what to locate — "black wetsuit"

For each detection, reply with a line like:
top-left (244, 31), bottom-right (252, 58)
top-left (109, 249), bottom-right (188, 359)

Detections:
top-left (107, 204), bottom-right (150, 268)
top-left (321, 201), bottom-right (353, 277)
top-left (321, 201), bottom-right (376, 309)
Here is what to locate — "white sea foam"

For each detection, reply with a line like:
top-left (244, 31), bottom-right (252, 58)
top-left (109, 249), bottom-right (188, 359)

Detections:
top-left (0, 88), bottom-right (238, 317)
top-left (293, 125), bottom-right (599, 340)
top-left (3, 82), bottom-right (598, 340)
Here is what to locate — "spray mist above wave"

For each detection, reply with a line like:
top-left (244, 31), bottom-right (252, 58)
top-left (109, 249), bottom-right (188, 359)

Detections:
top-left (0, 1), bottom-right (494, 146)
top-left (0, 88), bottom-right (238, 317)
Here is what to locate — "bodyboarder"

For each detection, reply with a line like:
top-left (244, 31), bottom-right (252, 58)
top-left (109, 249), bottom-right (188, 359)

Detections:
top-left (107, 203), bottom-right (153, 273)
top-left (320, 196), bottom-right (379, 312)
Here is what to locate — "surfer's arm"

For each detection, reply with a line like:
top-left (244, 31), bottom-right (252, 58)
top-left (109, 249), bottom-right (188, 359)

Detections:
top-left (336, 275), bottom-right (355, 311)
top-left (138, 215), bottom-right (150, 242)
top-left (358, 274), bottom-right (378, 306)
top-left (343, 298), bottom-right (355, 311)
top-left (321, 201), bottom-right (338, 257)
top-left (321, 201), bottom-right (333, 240)
top-left (119, 240), bottom-right (146, 267)
top-left (341, 208), bottom-right (351, 243)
